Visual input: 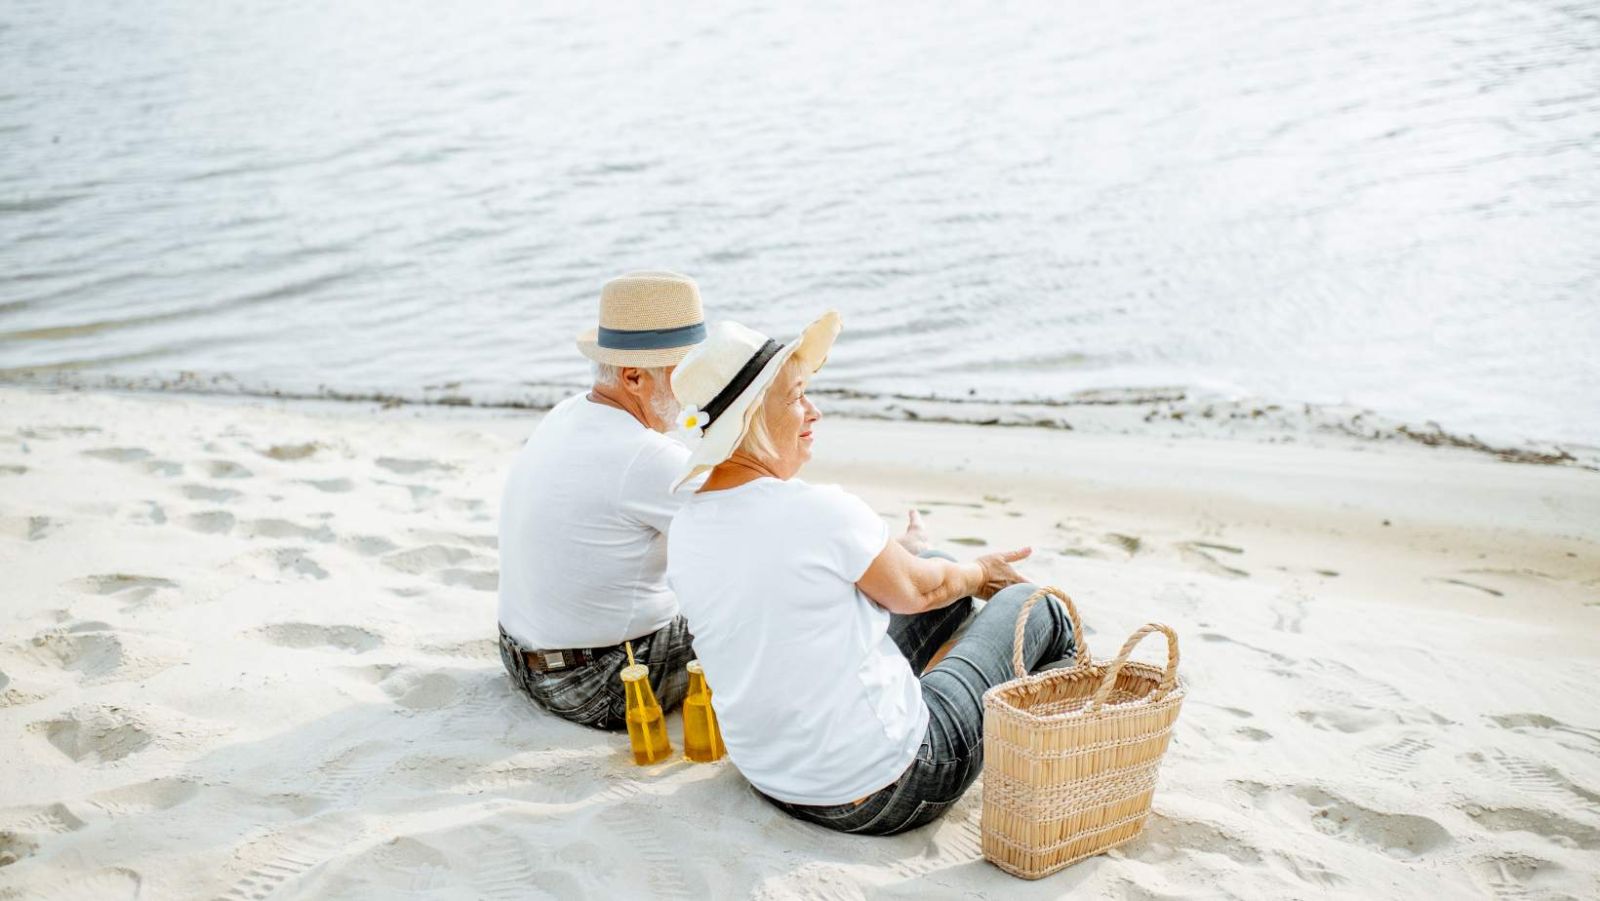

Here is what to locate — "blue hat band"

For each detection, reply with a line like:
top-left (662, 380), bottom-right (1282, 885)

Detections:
top-left (597, 322), bottom-right (707, 351)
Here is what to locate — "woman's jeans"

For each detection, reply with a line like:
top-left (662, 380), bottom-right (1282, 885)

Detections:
top-left (764, 554), bottom-right (1078, 836)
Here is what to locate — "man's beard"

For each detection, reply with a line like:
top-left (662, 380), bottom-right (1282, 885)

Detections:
top-left (649, 379), bottom-right (681, 429)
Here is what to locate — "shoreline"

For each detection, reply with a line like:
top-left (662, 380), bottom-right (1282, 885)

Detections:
top-left (3, 368), bottom-right (1594, 472)
top-left (1, 385), bottom-right (1597, 898)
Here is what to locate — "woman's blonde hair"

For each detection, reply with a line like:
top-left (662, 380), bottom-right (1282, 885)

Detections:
top-left (735, 356), bottom-right (805, 463)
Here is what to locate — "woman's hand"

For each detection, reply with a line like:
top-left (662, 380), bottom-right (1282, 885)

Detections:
top-left (894, 509), bottom-right (930, 555)
top-left (972, 547), bottom-right (1032, 599)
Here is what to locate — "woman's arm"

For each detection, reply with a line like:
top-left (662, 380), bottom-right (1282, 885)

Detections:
top-left (856, 539), bottom-right (1032, 615)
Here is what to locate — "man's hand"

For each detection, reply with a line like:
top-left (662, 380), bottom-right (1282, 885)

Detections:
top-left (894, 509), bottom-right (930, 556)
top-left (972, 547), bottom-right (1032, 599)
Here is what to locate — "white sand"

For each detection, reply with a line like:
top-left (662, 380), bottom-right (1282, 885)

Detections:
top-left (1, 385), bottom-right (1597, 900)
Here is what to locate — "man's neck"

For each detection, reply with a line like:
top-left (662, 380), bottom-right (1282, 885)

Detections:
top-left (587, 385), bottom-right (653, 430)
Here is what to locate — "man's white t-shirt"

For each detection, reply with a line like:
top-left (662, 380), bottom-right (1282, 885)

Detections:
top-left (667, 477), bottom-right (926, 806)
top-left (498, 393), bottom-right (697, 650)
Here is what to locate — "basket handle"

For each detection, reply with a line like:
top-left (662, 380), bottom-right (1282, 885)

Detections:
top-left (1087, 623), bottom-right (1180, 712)
top-left (1010, 586), bottom-right (1088, 679)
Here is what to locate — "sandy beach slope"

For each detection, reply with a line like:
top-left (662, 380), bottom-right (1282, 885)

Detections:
top-left (1, 386), bottom-right (1597, 899)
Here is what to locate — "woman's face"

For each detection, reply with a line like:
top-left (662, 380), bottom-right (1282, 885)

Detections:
top-left (760, 365), bottom-right (820, 479)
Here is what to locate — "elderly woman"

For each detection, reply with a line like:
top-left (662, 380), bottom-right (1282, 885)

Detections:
top-left (666, 312), bottom-right (1078, 835)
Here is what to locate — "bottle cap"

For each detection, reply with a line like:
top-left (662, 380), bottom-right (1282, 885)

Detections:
top-left (686, 660), bottom-right (703, 675)
top-left (620, 663), bottom-right (649, 682)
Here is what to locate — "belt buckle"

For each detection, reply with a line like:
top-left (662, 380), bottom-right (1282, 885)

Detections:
top-left (543, 651), bottom-right (566, 671)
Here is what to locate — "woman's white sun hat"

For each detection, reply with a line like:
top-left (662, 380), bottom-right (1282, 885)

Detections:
top-left (576, 271), bottom-right (707, 367)
top-left (670, 311), bottom-right (842, 491)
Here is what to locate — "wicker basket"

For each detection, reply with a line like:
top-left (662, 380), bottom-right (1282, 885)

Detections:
top-left (981, 586), bottom-right (1186, 879)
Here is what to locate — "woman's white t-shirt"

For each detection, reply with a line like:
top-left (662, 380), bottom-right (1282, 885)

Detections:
top-left (667, 477), bottom-right (927, 805)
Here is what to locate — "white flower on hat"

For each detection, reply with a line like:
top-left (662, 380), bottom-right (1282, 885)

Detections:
top-left (677, 404), bottom-right (707, 438)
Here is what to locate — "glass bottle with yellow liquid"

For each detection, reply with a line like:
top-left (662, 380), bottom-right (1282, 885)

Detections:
top-left (620, 655), bottom-right (671, 765)
top-left (682, 659), bottom-right (725, 763)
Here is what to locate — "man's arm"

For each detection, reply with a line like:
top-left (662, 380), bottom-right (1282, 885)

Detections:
top-left (626, 442), bottom-right (702, 533)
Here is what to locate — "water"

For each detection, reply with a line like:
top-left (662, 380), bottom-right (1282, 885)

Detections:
top-left (3, 0), bottom-right (1598, 447)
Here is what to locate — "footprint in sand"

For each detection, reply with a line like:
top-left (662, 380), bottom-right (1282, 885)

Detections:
top-left (381, 544), bottom-right (498, 591)
top-left (382, 544), bottom-right (478, 573)
top-left (3, 801), bottom-right (86, 835)
top-left (1130, 814), bottom-right (1263, 865)
top-left (86, 777), bottom-right (202, 818)
top-left (1463, 852), bottom-right (1566, 899)
top-left (180, 483), bottom-right (242, 503)
top-left (444, 496), bottom-right (490, 520)
top-left (1461, 804), bottom-right (1600, 851)
top-left (203, 459), bottom-right (253, 479)
top-left (299, 477), bottom-right (354, 493)
top-left (185, 510), bottom-right (236, 534)
top-left (238, 518), bottom-right (335, 543)
top-left (389, 748), bottom-right (607, 801)
top-left (1198, 632), bottom-right (1293, 666)
top-left (1466, 750), bottom-right (1600, 811)
top-left (1269, 850), bottom-right (1346, 889)
top-left (1487, 712), bottom-right (1600, 752)
top-left (1295, 707), bottom-right (1421, 734)
top-left (259, 442), bottom-right (322, 461)
top-left (1178, 541), bottom-right (1249, 579)
top-left (380, 669), bottom-right (462, 712)
top-left (1356, 735), bottom-right (1431, 776)
top-left (253, 623), bottom-right (383, 653)
top-left (421, 638), bottom-right (498, 661)
top-left (33, 707), bottom-right (154, 763)
top-left (375, 480), bottom-right (441, 504)
top-left (118, 500), bottom-right (167, 526)
top-left (82, 447), bottom-right (150, 463)
top-left (231, 547), bottom-right (329, 581)
top-left (82, 447), bottom-right (182, 478)
top-left (342, 534), bottom-right (398, 557)
top-left (1270, 592), bottom-right (1309, 634)
top-left (0, 464), bottom-right (27, 476)
top-left (68, 574), bottom-right (178, 606)
top-left (408, 529), bottom-right (498, 550)
top-left (1256, 783), bottom-right (1452, 858)
top-left (1301, 657), bottom-right (1421, 710)
top-left (20, 627), bottom-right (124, 679)
top-left (215, 816), bottom-right (363, 901)
top-left (0, 515), bottom-right (59, 541)
top-left (0, 830), bottom-right (39, 867)
top-left (375, 457), bottom-right (455, 476)
top-left (310, 742), bottom-right (394, 803)
top-left (1101, 532), bottom-right (1143, 555)
top-left (24, 867), bottom-right (144, 901)
top-left (19, 623), bottom-right (182, 683)
top-left (437, 568), bottom-right (498, 592)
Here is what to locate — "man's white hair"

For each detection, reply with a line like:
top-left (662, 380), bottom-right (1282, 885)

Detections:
top-left (593, 362), bottom-right (680, 428)
top-left (592, 362), bottom-right (672, 388)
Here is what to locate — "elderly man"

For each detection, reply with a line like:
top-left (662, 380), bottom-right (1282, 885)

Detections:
top-left (497, 271), bottom-right (707, 730)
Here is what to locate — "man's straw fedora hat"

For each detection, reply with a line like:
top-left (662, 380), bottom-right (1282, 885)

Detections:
top-left (670, 311), bottom-right (841, 491)
top-left (576, 271), bottom-right (707, 367)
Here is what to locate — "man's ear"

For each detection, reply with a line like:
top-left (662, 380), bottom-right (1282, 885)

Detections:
top-left (619, 366), bottom-right (646, 391)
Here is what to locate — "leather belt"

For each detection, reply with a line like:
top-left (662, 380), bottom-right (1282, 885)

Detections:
top-left (522, 646), bottom-right (613, 674)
